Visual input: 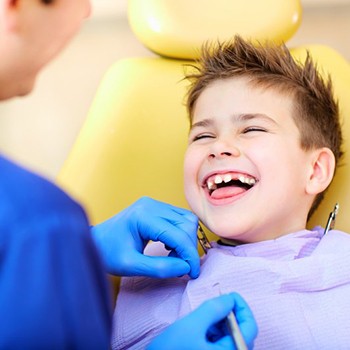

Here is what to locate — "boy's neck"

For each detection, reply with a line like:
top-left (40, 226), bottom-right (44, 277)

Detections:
top-left (218, 237), bottom-right (246, 247)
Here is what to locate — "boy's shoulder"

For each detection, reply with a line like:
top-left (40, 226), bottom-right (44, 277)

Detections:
top-left (316, 229), bottom-right (350, 254)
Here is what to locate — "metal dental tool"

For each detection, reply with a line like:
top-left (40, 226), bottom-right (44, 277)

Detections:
top-left (197, 223), bottom-right (212, 254)
top-left (323, 203), bottom-right (339, 236)
top-left (199, 228), bottom-right (248, 348)
top-left (212, 282), bottom-right (248, 350)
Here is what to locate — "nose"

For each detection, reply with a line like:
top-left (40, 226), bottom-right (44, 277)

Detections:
top-left (208, 139), bottom-right (241, 159)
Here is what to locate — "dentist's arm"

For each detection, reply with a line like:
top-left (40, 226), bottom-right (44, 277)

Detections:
top-left (91, 197), bottom-right (200, 279)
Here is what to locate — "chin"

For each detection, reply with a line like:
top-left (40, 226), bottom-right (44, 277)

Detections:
top-left (17, 89), bottom-right (32, 97)
top-left (205, 221), bottom-right (240, 239)
top-left (1, 89), bottom-right (29, 101)
top-left (14, 79), bottom-right (36, 98)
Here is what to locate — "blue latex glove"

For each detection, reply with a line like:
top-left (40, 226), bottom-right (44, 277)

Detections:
top-left (147, 293), bottom-right (258, 350)
top-left (91, 197), bottom-right (200, 278)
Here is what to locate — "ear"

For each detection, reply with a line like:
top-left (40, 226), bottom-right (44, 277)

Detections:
top-left (305, 147), bottom-right (336, 195)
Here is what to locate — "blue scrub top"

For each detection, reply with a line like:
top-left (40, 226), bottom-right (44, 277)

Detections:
top-left (0, 155), bottom-right (112, 349)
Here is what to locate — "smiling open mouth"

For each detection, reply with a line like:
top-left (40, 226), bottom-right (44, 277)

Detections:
top-left (204, 172), bottom-right (257, 198)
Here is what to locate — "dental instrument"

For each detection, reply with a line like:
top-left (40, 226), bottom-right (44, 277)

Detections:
top-left (212, 282), bottom-right (248, 350)
top-left (197, 226), bottom-right (248, 349)
top-left (323, 203), bottom-right (339, 235)
top-left (197, 223), bottom-right (212, 253)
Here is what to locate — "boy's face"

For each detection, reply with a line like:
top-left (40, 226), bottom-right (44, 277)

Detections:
top-left (184, 77), bottom-right (316, 242)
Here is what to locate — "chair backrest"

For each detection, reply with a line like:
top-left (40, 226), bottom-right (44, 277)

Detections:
top-left (57, 0), bottom-right (350, 239)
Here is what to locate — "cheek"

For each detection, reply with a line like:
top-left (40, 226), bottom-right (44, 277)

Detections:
top-left (247, 142), bottom-right (288, 173)
top-left (183, 153), bottom-right (194, 189)
top-left (183, 150), bottom-right (200, 205)
top-left (251, 144), bottom-right (306, 192)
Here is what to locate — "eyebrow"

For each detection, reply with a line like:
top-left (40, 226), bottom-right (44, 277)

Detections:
top-left (190, 113), bottom-right (277, 131)
top-left (190, 119), bottom-right (214, 130)
top-left (234, 113), bottom-right (278, 125)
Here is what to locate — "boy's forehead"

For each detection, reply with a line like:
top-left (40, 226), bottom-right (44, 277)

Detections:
top-left (201, 75), bottom-right (294, 98)
top-left (191, 78), bottom-right (296, 125)
top-left (191, 113), bottom-right (279, 129)
top-left (194, 76), bottom-right (293, 109)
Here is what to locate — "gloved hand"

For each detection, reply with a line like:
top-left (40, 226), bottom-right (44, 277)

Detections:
top-left (147, 293), bottom-right (258, 350)
top-left (91, 196), bottom-right (200, 278)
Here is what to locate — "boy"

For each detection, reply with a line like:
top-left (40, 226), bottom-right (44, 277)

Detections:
top-left (112, 36), bottom-right (350, 349)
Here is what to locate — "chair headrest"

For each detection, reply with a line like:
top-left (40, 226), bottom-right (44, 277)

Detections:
top-left (128, 0), bottom-right (302, 60)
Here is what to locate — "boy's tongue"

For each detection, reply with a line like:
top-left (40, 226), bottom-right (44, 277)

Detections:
top-left (211, 186), bottom-right (246, 199)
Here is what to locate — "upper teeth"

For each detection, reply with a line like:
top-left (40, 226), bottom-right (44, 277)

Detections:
top-left (207, 173), bottom-right (256, 190)
top-left (238, 175), bottom-right (256, 185)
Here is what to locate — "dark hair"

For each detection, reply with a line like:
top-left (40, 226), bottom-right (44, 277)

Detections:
top-left (185, 35), bottom-right (343, 218)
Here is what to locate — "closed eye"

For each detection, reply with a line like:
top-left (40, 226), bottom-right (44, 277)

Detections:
top-left (243, 127), bottom-right (267, 134)
top-left (191, 133), bottom-right (215, 142)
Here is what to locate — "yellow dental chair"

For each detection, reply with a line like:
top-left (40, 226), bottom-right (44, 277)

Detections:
top-left (57, 0), bottom-right (350, 265)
